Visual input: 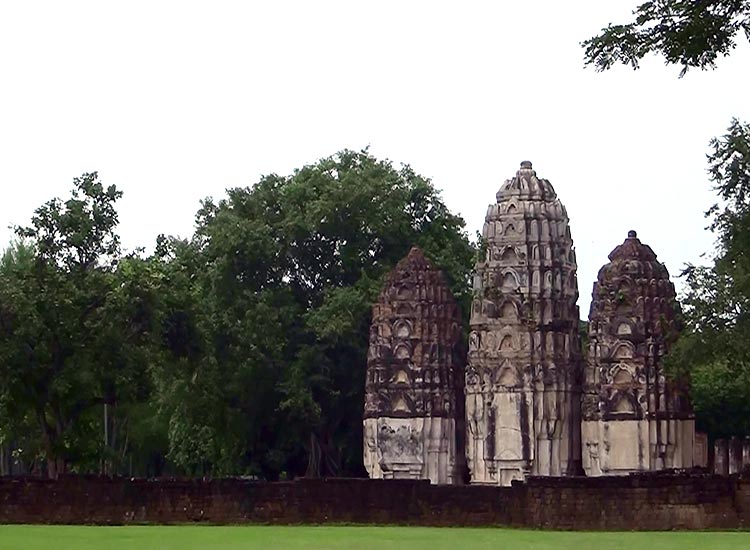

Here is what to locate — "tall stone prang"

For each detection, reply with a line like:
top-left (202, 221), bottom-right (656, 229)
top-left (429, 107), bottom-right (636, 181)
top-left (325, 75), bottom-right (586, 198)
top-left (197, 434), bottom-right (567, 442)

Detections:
top-left (582, 231), bottom-right (694, 475)
top-left (363, 247), bottom-right (465, 484)
top-left (466, 161), bottom-right (583, 486)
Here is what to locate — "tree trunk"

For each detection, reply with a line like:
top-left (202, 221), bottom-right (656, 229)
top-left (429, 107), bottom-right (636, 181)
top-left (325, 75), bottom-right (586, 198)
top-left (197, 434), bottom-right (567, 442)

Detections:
top-left (305, 430), bottom-right (341, 478)
top-left (38, 411), bottom-right (66, 479)
top-left (0, 444), bottom-right (7, 476)
top-left (45, 448), bottom-right (58, 479)
top-left (305, 432), bottom-right (322, 478)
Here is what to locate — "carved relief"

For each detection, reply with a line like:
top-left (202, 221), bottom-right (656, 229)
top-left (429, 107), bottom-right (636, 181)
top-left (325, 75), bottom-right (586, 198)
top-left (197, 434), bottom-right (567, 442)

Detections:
top-left (377, 423), bottom-right (423, 459)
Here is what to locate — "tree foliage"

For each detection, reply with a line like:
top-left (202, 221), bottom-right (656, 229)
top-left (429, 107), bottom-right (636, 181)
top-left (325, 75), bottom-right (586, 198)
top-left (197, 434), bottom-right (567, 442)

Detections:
top-left (583, 1), bottom-right (750, 75)
top-left (0, 151), bottom-right (475, 479)
top-left (667, 119), bottom-right (750, 436)
top-left (0, 174), bottom-right (160, 477)
top-left (159, 149), bottom-right (475, 478)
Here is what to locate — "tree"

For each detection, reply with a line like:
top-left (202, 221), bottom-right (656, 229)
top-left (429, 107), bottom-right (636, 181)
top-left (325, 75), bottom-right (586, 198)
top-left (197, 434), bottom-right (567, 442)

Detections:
top-left (147, 235), bottom-right (237, 476)
top-left (0, 154), bottom-right (475, 479)
top-left (583, 1), bottom-right (750, 75)
top-left (667, 119), bottom-right (750, 437)
top-left (156, 149), bottom-right (475, 479)
top-left (0, 241), bottom-right (43, 475)
top-left (0, 174), bottom-right (159, 477)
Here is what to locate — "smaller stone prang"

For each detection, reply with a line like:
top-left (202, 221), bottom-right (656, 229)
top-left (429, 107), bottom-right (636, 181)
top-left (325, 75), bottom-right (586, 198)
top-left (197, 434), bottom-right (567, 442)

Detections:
top-left (582, 231), bottom-right (694, 476)
top-left (363, 247), bottom-right (465, 484)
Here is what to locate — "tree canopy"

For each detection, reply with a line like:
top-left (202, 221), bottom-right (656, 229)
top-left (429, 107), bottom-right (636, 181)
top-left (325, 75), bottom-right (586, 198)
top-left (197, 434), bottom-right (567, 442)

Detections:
top-left (161, 149), bottom-right (475, 478)
top-left (0, 174), bottom-right (160, 477)
top-left (583, 1), bottom-right (750, 75)
top-left (667, 119), bottom-right (750, 437)
top-left (0, 151), bottom-right (475, 478)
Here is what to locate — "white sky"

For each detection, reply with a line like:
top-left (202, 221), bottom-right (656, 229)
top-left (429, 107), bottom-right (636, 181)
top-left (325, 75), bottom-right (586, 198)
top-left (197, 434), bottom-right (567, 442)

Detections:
top-left (1, 1), bottom-right (748, 313)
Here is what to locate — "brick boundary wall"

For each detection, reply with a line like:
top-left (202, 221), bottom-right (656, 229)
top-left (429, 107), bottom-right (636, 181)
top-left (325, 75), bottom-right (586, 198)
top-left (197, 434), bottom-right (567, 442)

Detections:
top-left (1, 473), bottom-right (750, 530)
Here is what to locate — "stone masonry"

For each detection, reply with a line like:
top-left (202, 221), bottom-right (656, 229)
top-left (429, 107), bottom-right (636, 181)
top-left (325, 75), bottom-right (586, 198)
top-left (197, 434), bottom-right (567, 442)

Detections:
top-left (363, 162), bottom-right (695, 485)
top-left (465, 161), bottom-right (583, 486)
top-left (583, 231), bottom-right (694, 475)
top-left (363, 247), bottom-right (465, 484)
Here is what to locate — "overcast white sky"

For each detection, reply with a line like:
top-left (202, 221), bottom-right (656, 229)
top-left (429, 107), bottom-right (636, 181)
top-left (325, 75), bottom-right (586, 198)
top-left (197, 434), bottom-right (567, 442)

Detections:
top-left (1, 1), bottom-right (748, 312)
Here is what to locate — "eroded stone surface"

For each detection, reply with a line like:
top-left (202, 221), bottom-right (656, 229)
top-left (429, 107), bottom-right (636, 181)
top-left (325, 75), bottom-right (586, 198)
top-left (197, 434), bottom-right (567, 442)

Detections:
top-left (583, 231), bottom-right (694, 475)
top-left (466, 161), bottom-right (583, 486)
top-left (363, 247), bottom-right (464, 484)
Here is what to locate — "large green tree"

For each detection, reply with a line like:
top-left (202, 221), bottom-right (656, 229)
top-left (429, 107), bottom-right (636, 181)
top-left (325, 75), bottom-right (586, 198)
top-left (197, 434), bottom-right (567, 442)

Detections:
top-left (0, 153), bottom-right (475, 479)
top-left (668, 119), bottom-right (750, 437)
top-left (0, 174), bottom-right (159, 477)
top-left (157, 149), bottom-right (475, 479)
top-left (583, 1), bottom-right (750, 75)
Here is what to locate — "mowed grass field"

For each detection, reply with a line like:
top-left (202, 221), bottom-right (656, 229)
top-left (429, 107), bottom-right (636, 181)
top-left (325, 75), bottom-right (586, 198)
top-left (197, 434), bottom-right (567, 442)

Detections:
top-left (1, 525), bottom-right (749, 549)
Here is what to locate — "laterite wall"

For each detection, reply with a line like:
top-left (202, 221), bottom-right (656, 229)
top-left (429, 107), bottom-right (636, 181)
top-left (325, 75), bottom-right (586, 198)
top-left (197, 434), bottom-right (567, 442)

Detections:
top-left (1, 473), bottom-right (749, 530)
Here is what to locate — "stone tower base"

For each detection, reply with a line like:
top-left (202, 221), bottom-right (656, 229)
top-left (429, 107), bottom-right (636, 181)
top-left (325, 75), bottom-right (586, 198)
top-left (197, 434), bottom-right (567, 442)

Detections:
top-left (363, 417), bottom-right (459, 484)
top-left (582, 418), bottom-right (695, 476)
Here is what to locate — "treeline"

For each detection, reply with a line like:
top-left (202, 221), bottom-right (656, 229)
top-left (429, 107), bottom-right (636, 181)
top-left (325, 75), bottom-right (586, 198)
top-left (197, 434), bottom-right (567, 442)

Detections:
top-left (1, 129), bottom-right (749, 479)
top-left (666, 119), bottom-right (750, 438)
top-left (0, 150), bottom-right (475, 479)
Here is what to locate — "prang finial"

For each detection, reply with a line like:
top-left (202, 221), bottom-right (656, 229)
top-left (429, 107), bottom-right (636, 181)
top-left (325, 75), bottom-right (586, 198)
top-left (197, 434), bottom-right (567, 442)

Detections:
top-left (520, 160), bottom-right (533, 169)
top-left (627, 230), bottom-right (637, 239)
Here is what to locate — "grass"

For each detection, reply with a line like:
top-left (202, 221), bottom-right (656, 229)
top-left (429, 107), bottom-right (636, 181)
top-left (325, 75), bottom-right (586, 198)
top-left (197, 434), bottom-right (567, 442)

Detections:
top-left (0, 525), bottom-right (749, 549)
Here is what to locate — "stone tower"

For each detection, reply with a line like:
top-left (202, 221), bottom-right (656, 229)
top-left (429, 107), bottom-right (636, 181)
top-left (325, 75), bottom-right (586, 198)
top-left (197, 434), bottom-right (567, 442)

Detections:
top-left (466, 161), bottom-right (583, 486)
top-left (582, 231), bottom-right (694, 476)
top-left (363, 247), bottom-right (465, 484)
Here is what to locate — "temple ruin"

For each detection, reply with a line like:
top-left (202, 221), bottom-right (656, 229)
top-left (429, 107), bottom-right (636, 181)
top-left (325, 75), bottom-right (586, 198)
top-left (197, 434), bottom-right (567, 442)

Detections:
top-left (363, 247), bottom-right (465, 484)
top-left (363, 162), bottom-right (694, 485)
top-left (465, 161), bottom-right (583, 486)
top-left (582, 231), bottom-right (695, 475)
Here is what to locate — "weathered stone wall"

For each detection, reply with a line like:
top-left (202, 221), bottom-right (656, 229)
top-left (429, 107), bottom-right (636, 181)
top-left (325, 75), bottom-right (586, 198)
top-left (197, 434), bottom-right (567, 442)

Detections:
top-left (1, 473), bottom-right (748, 529)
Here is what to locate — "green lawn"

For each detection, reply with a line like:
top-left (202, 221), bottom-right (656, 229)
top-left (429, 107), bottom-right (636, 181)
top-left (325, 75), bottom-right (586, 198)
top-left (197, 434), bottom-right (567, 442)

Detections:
top-left (0, 525), bottom-right (748, 549)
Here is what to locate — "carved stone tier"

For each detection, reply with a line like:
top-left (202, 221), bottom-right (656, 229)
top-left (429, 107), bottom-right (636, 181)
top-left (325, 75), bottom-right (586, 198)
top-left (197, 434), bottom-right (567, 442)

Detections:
top-left (466, 161), bottom-right (583, 486)
top-left (363, 247), bottom-right (465, 484)
top-left (583, 231), bottom-right (694, 476)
